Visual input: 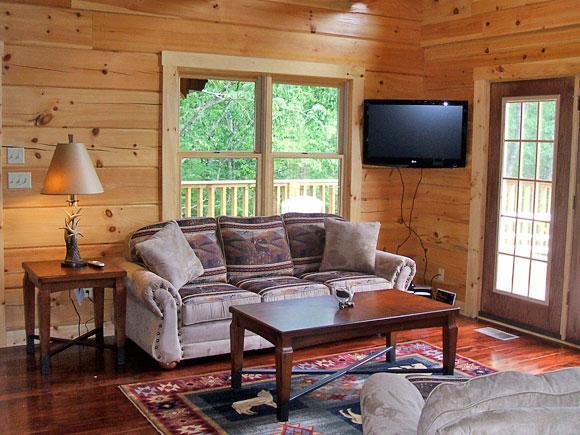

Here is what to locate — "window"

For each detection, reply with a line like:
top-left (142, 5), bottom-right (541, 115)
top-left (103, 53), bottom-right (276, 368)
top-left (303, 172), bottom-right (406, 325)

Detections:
top-left (495, 97), bottom-right (558, 301)
top-left (178, 77), bottom-right (343, 218)
top-left (162, 52), bottom-right (363, 222)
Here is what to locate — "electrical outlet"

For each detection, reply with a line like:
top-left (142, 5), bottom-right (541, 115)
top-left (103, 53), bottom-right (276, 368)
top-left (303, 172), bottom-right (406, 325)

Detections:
top-left (7, 147), bottom-right (25, 164)
top-left (83, 288), bottom-right (93, 299)
top-left (437, 267), bottom-right (445, 281)
top-left (8, 172), bottom-right (32, 189)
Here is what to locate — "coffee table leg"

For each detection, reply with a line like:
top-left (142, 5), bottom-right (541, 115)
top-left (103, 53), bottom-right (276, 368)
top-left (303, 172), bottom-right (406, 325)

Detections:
top-left (443, 313), bottom-right (458, 375)
top-left (386, 331), bottom-right (396, 363)
top-left (275, 345), bottom-right (293, 422)
top-left (230, 316), bottom-right (244, 390)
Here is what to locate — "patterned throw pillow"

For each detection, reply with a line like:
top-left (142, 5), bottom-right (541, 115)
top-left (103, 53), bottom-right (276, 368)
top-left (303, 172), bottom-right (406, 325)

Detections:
top-left (320, 219), bottom-right (380, 274)
top-left (282, 213), bottom-right (344, 276)
top-left (218, 215), bottom-right (294, 283)
top-left (129, 218), bottom-right (227, 284)
top-left (134, 221), bottom-right (204, 290)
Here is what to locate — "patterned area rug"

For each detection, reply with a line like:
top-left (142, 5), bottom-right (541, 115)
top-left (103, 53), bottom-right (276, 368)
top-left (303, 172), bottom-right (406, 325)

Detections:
top-left (120, 340), bottom-right (495, 434)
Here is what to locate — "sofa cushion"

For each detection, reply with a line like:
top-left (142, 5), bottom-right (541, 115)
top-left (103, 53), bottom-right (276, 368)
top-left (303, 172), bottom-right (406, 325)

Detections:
top-left (433, 407), bottom-right (580, 435)
top-left (234, 275), bottom-right (330, 302)
top-left (301, 270), bottom-right (390, 294)
top-left (129, 218), bottom-right (227, 284)
top-left (320, 219), bottom-right (381, 274)
top-left (282, 212), bottom-right (344, 276)
top-left (218, 215), bottom-right (294, 282)
top-left (134, 221), bottom-right (204, 290)
top-left (418, 368), bottom-right (580, 435)
top-left (179, 282), bottom-right (260, 326)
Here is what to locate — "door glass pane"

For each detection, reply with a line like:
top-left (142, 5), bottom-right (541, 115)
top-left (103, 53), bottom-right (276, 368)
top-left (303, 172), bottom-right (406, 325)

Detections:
top-left (521, 101), bottom-right (538, 140)
top-left (272, 83), bottom-right (339, 153)
top-left (520, 142), bottom-right (536, 179)
top-left (534, 182), bottom-right (552, 221)
top-left (496, 254), bottom-right (514, 292)
top-left (179, 79), bottom-right (256, 152)
top-left (273, 158), bottom-right (340, 214)
top-left (537, 142), bottom-right (554, 181)
top-left (539, 100), bottom-right (556, 140)
top-left (181, 158), bottom-right (257, 218)
top-left (498, 217), bottom-right (516, 254)
top-left (503, 141), bottom-right (520, 178)
top-left (504, 102), bottom-right (521, 140)
top-left (532, 221), bottom-right (550, 261)
top-left (517, 181), bottom-right (535, 219)
top-left (495, 97), bottom-right (557, 302)
top-left (529, 261), bottom-right (548, 301)
top-left (500, 179), bottom-right (518, 216)
top-left (513, 257), bottom-right (530, 296)
top-left (515, 219), bottom-right (532, 257)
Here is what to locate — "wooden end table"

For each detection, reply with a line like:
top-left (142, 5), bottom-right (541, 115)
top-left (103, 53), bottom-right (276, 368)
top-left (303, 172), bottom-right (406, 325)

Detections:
top-left (230, 289), bottom-right (459, 422)
top-left (22, 260), bottom-right (127, 375)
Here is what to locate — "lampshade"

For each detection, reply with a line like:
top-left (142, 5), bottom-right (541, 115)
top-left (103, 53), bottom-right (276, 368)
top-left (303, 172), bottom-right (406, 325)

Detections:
top-left (42, 135), bottom-right (104, 195)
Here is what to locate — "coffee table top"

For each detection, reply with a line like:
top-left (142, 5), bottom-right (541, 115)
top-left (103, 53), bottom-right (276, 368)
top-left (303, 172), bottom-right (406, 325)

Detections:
top-left (230, 289), bottom-right (459, 334)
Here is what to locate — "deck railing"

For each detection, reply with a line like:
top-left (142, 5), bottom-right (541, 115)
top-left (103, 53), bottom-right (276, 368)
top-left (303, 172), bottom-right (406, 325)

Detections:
top-left (181, 179), bottom-right (339, 217)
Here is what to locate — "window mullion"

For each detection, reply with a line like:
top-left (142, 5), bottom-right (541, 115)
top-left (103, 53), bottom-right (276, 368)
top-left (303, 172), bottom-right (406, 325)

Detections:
top-left (257, 75), bottom-right (274, 215)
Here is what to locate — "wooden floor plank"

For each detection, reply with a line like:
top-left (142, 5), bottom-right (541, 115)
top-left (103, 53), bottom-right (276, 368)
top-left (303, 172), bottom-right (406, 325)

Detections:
top-left (0, 317), bottom-right (578, 433)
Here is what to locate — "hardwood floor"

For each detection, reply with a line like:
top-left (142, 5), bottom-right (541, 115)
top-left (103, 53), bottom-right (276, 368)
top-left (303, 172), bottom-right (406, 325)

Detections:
top-left (0, 317), bottom-right (579, 434)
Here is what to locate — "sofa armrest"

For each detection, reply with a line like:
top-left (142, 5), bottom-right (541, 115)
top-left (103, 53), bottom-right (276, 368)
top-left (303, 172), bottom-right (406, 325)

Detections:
top-left (361, 373), bottom-right (424, 435)
top-left (374, 250), bottom-right (416, 290)
top-left (118, 261), bottom-right (182, 317)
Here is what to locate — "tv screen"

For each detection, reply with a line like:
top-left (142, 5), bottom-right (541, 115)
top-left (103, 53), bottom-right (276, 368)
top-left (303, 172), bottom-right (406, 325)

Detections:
top-left (363, 100), bottom-right (468, 168)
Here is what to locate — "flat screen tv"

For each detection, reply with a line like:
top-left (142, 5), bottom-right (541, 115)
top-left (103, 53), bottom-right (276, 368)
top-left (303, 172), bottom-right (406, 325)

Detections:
top-left (363, 99), bottom-right (468, 168)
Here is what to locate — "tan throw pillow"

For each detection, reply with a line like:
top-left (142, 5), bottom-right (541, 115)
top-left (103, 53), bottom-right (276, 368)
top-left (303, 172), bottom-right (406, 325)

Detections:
top-left (135, 220), bottom-right (204, 289)
top-left (320, 219), bottom-right (380, 274)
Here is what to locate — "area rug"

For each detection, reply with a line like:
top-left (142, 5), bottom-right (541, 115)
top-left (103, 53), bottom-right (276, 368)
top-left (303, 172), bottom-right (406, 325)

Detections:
top-left (120, 340), bottom-right (495, 434)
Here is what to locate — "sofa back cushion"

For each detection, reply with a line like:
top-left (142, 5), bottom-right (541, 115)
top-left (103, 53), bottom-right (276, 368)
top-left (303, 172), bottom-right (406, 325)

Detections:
top-left (218, 215), bottom-right (294, 283)
top-left (129, 218), bottom-right (227, 284)
top-left (282, 213), bottom-right (344, 276)
top-left (418, 368), bottom-right (580, 435)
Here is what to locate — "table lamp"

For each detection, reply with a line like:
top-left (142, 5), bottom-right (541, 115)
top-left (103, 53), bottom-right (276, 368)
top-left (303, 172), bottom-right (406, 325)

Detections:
top-left (42, 134), bottom-right (104, 268)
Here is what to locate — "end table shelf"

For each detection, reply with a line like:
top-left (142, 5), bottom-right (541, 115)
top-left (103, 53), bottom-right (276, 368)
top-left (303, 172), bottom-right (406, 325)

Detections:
top-left (22, 260), bottom-right (127, 375)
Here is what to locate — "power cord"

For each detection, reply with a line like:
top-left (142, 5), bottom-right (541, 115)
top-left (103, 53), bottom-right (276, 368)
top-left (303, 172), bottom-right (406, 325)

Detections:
top-left (69, 291), bottom-right (95, 336)
top-left (395, 167), bottom-right (429, 284)
top-left (69, 290), bottom-right (82, 338)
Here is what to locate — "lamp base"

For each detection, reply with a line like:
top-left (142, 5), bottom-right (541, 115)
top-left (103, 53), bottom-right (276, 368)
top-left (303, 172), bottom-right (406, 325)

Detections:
top-left (61, 259), bottom-right (87, 268)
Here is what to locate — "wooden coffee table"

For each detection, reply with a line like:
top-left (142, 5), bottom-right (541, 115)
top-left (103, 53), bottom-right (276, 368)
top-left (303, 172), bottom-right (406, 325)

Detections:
top-left (230, 289), bottom-right (460, 422)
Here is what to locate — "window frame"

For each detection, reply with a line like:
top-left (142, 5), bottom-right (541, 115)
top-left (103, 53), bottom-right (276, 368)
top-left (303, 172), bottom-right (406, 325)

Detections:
top-left (162, 51), bottom-right (364, 220)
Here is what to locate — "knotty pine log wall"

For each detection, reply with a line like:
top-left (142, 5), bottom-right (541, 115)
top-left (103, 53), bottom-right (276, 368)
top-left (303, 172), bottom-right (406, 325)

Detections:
top-left (416, 0), bottom-right (580, 311)
top-left (0, 0), bottom-right (424, 347)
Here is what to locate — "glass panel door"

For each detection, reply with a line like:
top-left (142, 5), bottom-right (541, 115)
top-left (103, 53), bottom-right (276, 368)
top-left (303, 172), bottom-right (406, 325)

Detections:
top-left (495, 98), bottom-right (557, 302)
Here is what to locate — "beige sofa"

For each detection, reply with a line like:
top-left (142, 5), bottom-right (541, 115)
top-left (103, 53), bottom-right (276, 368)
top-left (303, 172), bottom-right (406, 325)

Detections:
top-left (361, 368), bottom-right (580, 434)
top-left (121, 213), bottom-right (416, 368)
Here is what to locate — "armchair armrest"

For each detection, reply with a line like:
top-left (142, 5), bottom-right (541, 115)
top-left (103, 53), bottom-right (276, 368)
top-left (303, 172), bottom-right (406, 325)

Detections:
top-left (118, 260), bottom-right (183, 366)
top-left (361, 373), bottom-right (424, 435)
top-left (118, 261), bottom-right (182, 317)
top-left (374, 250), bottom-right (416, 290)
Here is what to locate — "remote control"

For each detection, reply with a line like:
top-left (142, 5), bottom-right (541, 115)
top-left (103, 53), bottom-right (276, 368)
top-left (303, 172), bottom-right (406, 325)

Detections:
top-left (88, 260), bottom-right (105, 268)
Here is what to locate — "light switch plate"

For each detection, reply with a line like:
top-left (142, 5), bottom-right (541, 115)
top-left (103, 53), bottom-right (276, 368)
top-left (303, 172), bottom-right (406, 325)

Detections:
top-left (8, 172), bottom-right (32, 189)
top-left (7, 147), bottom-right (25, 164)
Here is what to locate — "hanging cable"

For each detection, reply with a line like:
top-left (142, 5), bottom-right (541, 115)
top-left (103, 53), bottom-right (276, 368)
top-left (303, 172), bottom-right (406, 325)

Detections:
top-left (395, 167), bottom-right (428, 283)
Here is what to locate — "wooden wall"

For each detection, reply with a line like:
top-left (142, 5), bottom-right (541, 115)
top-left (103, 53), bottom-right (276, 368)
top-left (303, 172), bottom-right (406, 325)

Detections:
top-left (0, 0), bottom-right (424, 346)
top-left (401, 0), bottom-right (580, 306)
